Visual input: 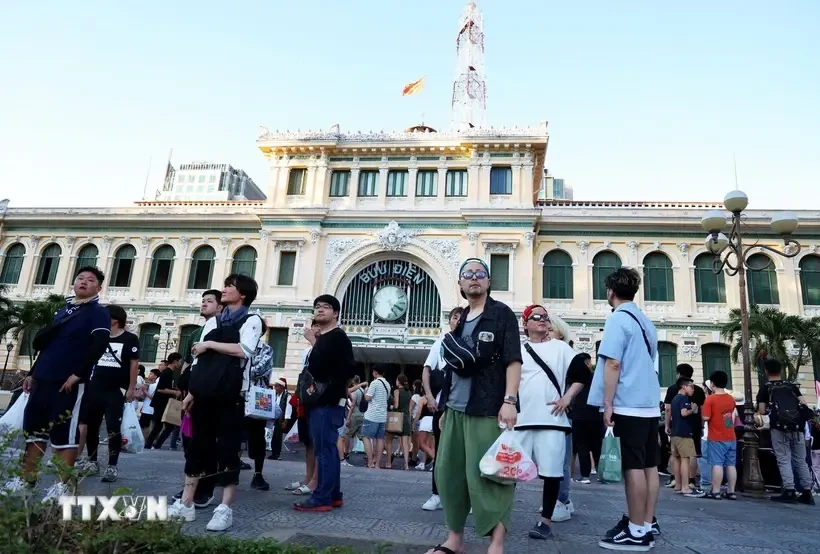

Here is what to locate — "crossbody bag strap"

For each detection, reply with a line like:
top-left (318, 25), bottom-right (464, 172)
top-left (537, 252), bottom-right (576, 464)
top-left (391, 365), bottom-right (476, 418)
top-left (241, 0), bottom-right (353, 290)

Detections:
top-left (105, 343), bottom-right (122, 367)
top-left (619, 310), bottom-right (652, 357)
top-left (524, 343), bottom-right (563, 396)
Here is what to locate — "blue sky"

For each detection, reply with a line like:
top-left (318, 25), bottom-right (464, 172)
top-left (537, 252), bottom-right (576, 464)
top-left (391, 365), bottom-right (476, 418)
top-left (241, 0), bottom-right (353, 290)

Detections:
top-left (1, 1), bottom-right (818, 209)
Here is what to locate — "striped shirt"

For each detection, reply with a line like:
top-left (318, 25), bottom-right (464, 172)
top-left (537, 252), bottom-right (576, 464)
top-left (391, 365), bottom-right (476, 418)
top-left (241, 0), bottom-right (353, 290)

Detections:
top-left (364, 377), bottom-right (391, 423)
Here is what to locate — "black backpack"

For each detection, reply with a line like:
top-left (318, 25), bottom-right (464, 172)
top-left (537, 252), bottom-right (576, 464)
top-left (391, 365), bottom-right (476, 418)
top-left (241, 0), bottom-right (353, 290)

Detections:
top-left (769, 382), bottom-right (802, 431)
top-left (357, 388), bottom-right (369, 413)
top-left (296, 354), bottom-right (327, 410)
top-left (188, 315), bottom-right (259, 399)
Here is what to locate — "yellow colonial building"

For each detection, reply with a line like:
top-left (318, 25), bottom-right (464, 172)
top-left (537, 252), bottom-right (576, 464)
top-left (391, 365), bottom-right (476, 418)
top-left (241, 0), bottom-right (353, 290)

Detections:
top-left (1, 123), bottom-right (819, 404)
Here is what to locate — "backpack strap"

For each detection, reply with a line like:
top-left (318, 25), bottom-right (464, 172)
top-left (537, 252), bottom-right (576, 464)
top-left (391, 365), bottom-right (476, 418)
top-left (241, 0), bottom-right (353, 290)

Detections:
top-left (619, 310), bottom-right (653, 357)
top-left (524, 343), bottom-right (563, 396)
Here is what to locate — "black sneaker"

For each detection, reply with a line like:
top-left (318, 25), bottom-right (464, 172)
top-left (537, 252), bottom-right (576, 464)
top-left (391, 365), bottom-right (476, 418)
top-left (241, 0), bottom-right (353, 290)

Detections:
top-left (797, 491), bottom-right (816, 505)
top-left (250, 473), bottom-right (270, 491)
top-left (240, 461), bottom-right (252, 471)
top-left (771, 490), bottom-right (798, 503)
top-left (650, 517), bottom-right (661, 535)
top-left (528, 521), bottom-right (553, 540)
top-left (605, 515), bottom-right (630, 539)
top-left (193, 494), bottom-right (214, 509)
top-left (599, 529), bottom-right (652, 551)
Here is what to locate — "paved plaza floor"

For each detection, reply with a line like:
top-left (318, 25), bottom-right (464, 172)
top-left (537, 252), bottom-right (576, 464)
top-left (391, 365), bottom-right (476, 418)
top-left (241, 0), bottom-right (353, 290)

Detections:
top-left (71, 443), bottom-right (820, 554)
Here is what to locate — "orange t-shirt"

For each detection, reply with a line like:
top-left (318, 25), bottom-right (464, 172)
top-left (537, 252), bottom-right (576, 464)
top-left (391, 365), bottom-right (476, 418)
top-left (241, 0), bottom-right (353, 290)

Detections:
top-left (702, 393), bottom-right (737, 442)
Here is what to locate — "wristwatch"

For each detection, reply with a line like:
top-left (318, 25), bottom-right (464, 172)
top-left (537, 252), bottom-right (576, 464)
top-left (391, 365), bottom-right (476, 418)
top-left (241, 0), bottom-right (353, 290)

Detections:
top-left (503, 395), bottom-right (518, 405)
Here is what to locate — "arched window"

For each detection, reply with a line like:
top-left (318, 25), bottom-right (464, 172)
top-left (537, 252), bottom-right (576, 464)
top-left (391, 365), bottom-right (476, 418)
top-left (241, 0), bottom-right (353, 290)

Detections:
top-left (178, 325), bottom-right (202, 364)
top-left (188, 246), bottom-right (216, 290)
top-left (75, 244), bottom-right (99, 276)
top-left (799, 255), bottom-right (820, 306)
top-left (35, 244), bottom-right (62, 285)
top-left (138, 323), bottom-right (161, 363)
top-left (110, 245), bottom-right (137, 287)
top-left (702, 343), bottom-right (732, 389)
top-left (592, 251), bottom-right (622, 300)
top-left (148, 245), bottom-right (175, 288)
top-left (542, 250), bottom-right (573, 299)
top-left (746, 254), bottom-right (779, 305)
top-left (658, 342), bottom-right (678, 388)
top-left (231, 246), bottom-right (257, 277)
top-left (693, 253), bottom-right (726, 304)
top-left (643, 252), bottom-right (674, 302)
top-left (0, 243), bottom-right (25, 284)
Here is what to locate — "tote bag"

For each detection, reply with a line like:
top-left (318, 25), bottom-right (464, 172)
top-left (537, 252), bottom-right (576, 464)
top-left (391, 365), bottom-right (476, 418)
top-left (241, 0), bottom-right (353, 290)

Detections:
top-left (161, 398), bottom-right (183, 427)
top-left (598, 426), bottom-right (623, 483)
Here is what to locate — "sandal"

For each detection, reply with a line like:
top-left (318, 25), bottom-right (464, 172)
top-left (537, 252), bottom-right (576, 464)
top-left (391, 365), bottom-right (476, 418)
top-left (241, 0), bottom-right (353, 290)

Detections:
top-left (703, 491), bottom-right (721, 499)
top-left (722, 492), bottom-right (737, 500)
top-left (426, 545), bottom-right (464, 554)
top-left (291, 485), bottom-right (311, 495)
top-left (284, 481), bottom-right (302, 491)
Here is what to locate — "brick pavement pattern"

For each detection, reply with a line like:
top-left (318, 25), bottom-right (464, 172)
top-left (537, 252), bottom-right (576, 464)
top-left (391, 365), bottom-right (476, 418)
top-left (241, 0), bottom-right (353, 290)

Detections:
top-left (77, 448), bottom-right (819, 554)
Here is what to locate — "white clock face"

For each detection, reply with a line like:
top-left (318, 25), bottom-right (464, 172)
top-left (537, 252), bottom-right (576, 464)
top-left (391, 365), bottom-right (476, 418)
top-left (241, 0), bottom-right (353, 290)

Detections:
top-left (373, 285), bottom-right (408, 322)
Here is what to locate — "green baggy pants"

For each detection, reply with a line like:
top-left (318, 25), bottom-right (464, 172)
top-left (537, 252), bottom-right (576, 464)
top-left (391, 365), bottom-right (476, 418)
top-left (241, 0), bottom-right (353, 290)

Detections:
top-left (436, 409), bottom-right (514, 537)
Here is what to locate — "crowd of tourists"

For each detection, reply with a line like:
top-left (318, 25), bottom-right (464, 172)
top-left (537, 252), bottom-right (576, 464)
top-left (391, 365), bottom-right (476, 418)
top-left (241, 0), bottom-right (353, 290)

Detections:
top-left (2, 258), bottom-right (818, 553)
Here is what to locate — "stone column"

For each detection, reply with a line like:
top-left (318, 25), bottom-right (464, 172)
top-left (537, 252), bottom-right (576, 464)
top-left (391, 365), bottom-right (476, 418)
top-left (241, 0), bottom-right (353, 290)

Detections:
top-left (169, 237), bottom-right (190, 301)
top-left (519, 150), bottom-right (534, 207)
top-left (273, 154), bottom-right (290, 208)
top-left (407, 165), bottom-right (418, 207)
top-left (132, 237), bottom-right (152, 300)
top-left (436, 163), bottom-right (447, 209)
top-left (256, 232), bottom-right (271, 293)
top-left (378, 163), bottom-right (389, 209)
top-left (478, 152), bottom-right (491, 207)
top-left (349, 165), bottom-right (360, 203)
top-left (19, 236), bottom-right (40, 294)
top-left (313, 153), bottom-right (329, 205)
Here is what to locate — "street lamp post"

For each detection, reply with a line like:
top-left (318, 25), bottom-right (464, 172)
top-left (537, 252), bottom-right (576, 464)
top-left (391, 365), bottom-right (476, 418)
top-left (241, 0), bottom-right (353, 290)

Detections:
top-left (701, 190), bottom-right (800, 495)
top-left (153, 330), bottom-right (178, 361)
top-left (1, 341), bottom-right (13, 391)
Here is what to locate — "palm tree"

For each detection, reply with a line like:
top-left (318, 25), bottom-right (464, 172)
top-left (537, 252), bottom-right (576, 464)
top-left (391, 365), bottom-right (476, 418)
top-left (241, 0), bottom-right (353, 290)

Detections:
top-left (721, 305), bottom-right (820, 382)
top-left (0, 294), bottom-right (66, 365)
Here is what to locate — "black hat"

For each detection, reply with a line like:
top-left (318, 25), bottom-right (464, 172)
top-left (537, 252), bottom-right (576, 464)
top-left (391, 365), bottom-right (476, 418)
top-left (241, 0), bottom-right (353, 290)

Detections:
top-left (314, 294), bottom-right (341, 313)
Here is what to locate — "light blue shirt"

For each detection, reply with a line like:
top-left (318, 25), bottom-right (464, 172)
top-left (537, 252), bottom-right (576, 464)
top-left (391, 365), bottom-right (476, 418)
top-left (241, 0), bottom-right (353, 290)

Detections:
top-left (588, 302), bottom-right (659, 411)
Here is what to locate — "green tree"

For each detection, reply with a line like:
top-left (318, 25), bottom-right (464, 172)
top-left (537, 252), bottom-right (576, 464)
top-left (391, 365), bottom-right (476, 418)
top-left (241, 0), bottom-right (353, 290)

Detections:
top-left (0, 294), bottom-right (66, 364)
top-left (721, 305), bottom-right (820, 382)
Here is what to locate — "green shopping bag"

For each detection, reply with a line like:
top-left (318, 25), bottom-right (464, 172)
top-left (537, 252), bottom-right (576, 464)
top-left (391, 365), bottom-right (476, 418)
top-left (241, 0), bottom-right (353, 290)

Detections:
top-left (598, 426), bottom-right (622, 483)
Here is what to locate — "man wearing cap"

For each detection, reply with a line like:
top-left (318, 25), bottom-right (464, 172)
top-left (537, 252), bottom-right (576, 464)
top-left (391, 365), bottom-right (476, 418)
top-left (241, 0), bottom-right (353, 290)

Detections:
top-left (269, 378), bottom-right (292, 460)
top-left (294, 294), bottom-right (356, 512)
top-left (427, 258), bottom-right (522, 554)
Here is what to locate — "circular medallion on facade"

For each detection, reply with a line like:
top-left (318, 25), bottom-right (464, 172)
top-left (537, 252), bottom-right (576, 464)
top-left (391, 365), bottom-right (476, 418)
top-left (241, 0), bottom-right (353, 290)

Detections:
top-left (372, 285), bottom-right (409, 322)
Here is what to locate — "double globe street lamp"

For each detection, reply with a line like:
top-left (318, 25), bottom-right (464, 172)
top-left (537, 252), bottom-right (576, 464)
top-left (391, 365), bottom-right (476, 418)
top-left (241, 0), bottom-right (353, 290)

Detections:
top-left (701, 190), bottom-right (800, 494)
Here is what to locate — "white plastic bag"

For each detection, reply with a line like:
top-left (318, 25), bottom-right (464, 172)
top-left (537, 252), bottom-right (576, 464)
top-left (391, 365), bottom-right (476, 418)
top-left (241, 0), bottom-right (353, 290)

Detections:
top-left (121, 403), bottom-right (144, 454)
top-left (479, 429), bottom-right (538, 484)
top-left (0, 392), bottom-right (29, 434)
top-left (245, 385), bottom-right (280, 420)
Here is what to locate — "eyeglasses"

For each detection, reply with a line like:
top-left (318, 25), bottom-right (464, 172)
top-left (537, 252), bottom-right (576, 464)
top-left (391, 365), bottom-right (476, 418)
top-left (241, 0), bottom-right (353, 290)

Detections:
top-left (460, 270), bottom-right (488, 280)
top-left (527, 313), bottom-right (550, 322)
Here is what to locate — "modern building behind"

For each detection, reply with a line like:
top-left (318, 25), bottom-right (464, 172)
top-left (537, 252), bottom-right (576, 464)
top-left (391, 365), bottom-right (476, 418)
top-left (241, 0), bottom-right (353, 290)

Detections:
top-left (158, 162), bottom-right (265, 202)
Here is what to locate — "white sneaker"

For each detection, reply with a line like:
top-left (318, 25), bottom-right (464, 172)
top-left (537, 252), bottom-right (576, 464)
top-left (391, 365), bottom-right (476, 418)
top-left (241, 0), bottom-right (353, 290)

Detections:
top-left (42, 482), bottom-right (71, 504)
top-left (551, 501), bottom-right (571, 522)
top-left (590, 468), bottom-right (597, 475)
top-left (566, 499), bottom-right (576, 514)
top-left (167, 499), bottom-right (196, 522)
top-left (422, 494), bottom-right (442, 511)
top-left (341, 460), bottom-right (353, 467)
top-left (206, 504), bottom-right (233, 531)
top-left (416, 463), bottom-right (426, 471)
top-left (1, 477), bottom-right (30, 496)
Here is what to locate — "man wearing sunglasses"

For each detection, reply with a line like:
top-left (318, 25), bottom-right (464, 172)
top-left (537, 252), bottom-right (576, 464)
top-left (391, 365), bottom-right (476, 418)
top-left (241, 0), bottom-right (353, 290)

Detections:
top-left (428, 258), bottom-right (522, 554)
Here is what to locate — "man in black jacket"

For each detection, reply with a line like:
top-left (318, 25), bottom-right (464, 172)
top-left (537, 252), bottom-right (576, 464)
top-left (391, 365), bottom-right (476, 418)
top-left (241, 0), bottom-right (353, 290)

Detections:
top-left (5, 267), bottom-right (111, 499)
top-left (293, 294), bottom-right (355, 512)
top-left (428, 258), bottom-right (522, 554)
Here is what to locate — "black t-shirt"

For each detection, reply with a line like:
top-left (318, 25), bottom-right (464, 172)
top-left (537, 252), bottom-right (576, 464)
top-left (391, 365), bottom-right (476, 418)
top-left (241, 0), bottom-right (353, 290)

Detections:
top-left (307, 327), bottom-right (356, 407)
top-left (152, 368), bottom-right (175, 412)
top-left (671, 394), bottom-right (694, 437)
top-left (176, 369), bottom-right (191, 397)
top-left (568, 355), bottom-right (599, 421)
top-left (665, 383), bottom-right (705, 435)
top-left (91, 331), bottom-right (140, 390)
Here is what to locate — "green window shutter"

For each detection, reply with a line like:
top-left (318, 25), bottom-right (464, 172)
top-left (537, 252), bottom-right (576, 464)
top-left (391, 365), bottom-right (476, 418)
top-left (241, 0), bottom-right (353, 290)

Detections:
top-left (178, 325), bottom-right (201, 363)
top-left (138, 323), bottom-right (161, 363)
top-left (643, 253), bottom-right (674, 302)
top-left (415, 170), bottom-right (438, 197)
top-left (287, 169), bottom-right (306, 195)
top-left (330, 171), bottom-right (350, 197)
top-left (35, 244), bottom-right (62, 285)
top-left (445, 170), bottom-right (468, 197)
top-left (799, 255), bottom-right (820, 306)
top-left (231, 246), bottom-right (257, 277)
top-left (148, 245), bottom-right (175, 288)
top-left (277, 252), bottom-right (297, 286)
top-left (542, 250), bottom-right (573, 299)
top-left (489, 167), bottom-right (512, 194)
top-left (358, 170), bottom-right (379, 197)
top-left (490, 254), bottom-right (510, 291)
top-left (746, 254), bottom-right (779, 305)
top-left (188, 246), bottom-right (215, 290)
top-left (74, 244), bottom-right (99, 277)
top-left (111, 245), bottom-right (136, 287)
top-left (694, 254), bottom-right (726, 303)
top-left (592, 252), bottom-right (622, 300)
top-left (387, 170), bottom-right (408, 197)
top-left (0, 243), bottom-right (26, 284)
top-left (701, 344), bottom-right (732, 389)
top-left (267, 328), bottom-right (289, 368)
top-left (657, 342), bottom-right (678, 388)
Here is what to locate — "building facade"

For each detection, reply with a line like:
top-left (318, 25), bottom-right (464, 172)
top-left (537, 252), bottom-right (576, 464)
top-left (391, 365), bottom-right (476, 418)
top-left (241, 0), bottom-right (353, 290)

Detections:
top-left (158, 162), bottom-right (265, 202)
top-left (1, 124), bottom-right (819, 404)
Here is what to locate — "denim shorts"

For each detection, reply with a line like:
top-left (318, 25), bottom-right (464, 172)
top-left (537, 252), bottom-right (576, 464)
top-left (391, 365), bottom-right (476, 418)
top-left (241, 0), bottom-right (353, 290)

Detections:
top-left (706, 439), bottom-right (737, 467)
top-left (361, 419), bottom-right (386, 439)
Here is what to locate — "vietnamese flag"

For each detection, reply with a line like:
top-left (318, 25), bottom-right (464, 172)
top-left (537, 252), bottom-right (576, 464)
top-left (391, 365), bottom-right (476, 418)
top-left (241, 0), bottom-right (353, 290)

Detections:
top-left (402, 77), bottom-right (424, 96)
